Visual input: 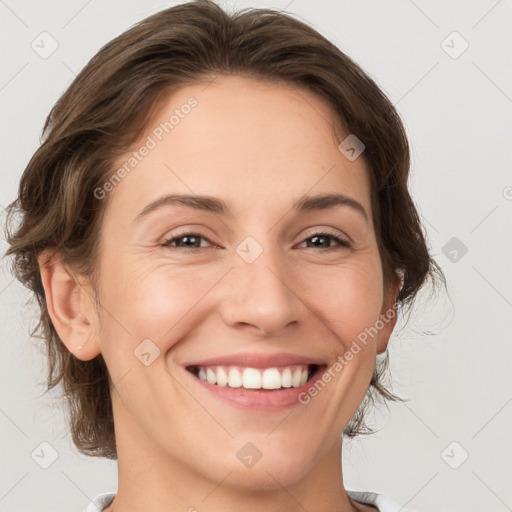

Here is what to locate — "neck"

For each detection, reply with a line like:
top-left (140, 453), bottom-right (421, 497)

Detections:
top-left (103, 400), bottom-right (363, 512)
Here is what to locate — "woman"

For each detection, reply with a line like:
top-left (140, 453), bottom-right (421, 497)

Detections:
top-left (5, 1), bottom-right (445, 511)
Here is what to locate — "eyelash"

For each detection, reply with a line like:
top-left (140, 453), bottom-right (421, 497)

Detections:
top-left (160, 230), bottom-right (350, 251)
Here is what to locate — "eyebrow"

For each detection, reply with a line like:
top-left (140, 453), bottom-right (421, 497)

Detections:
top-left (134, 192), bottom-right (369, 223)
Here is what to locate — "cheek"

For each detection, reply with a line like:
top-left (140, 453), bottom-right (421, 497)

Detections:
top-left (295, 259), bottom-right (384, 346)
top-left (101, 258), bottom-right (223, 348)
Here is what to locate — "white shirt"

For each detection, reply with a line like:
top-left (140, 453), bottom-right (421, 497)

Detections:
top-left (83, 491), bottom-right (415, 511)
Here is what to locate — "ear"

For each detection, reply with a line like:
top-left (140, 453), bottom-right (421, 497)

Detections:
top-left (38, 249), bottom-right (102, 361)
top-left (376, 272), bottom-right (401, 355)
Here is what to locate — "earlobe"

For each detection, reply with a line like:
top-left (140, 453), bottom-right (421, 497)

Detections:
top-left (376, 305), bottom-right (397, 355)
top-left (38, 250), bottom-right (101, 361)
top-left (376, 275), bottom-right (401, 355)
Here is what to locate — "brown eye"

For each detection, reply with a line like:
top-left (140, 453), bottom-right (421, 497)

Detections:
top-left (160, 233), bottom-right (212, 249)
top-left (300, 231), bottom-right (350, 250)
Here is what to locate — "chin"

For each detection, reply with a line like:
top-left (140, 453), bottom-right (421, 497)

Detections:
top-left (197, 439), bottom-right (321, 491)
top-left (222, 458), bottom-right (315, 492)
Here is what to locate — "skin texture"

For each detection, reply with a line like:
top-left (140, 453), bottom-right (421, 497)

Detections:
top-left (40, 75), bottom-right (399, 512)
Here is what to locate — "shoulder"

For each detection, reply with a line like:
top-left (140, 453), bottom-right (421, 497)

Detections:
top-left (347, 490), bottom-right (416, 512)
top-left (82, 492), bottom-right (116, 512)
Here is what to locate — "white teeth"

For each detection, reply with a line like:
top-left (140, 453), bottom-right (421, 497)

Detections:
top-left (281, 368), bottom-right (292, 388)
top-left (193, 364), bottom-right (313, 390)
top-left (206, 368), bottom-right (216, 385)
top-left (291, 368), bottom-right (302, 387)
top-left (216, 367), bottom-right (228, 387)
top-left (228, 368), bottom-right (242, 388)
top-left (242, 368), bottom-right (261, 389)
top-left (262, 368), bottom-right (281, 389)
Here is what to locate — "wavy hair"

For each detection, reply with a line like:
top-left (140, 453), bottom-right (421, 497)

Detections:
top-left (4, 0), bottom-right (446, 459)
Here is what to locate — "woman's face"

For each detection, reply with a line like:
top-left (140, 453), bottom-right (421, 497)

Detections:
top-left (89, 75), bottom-right (396, 489)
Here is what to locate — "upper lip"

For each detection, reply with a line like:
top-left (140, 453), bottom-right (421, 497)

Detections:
top-left (183, 352), bottom-right (327, 369)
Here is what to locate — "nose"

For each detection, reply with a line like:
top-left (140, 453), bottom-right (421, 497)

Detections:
top-left (218, 244), bottom-right (303, 336)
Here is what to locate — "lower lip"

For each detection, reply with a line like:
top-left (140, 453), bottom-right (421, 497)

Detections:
top-left (183, 365), bottom-right (327, 412)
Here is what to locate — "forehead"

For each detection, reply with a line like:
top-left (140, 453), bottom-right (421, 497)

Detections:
top-left (104, 75), bottom-right (371, 221)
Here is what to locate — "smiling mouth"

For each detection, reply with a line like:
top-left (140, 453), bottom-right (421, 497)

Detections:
top-left (186, 364), bottom-right (324, 391)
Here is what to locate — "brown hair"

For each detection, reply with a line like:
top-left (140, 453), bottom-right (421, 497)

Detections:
top-left (4, 0), bottom-right (445, 459)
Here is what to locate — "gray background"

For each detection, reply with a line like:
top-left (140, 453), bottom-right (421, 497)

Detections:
top-left (1, 1), bottom-right (511, 511)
